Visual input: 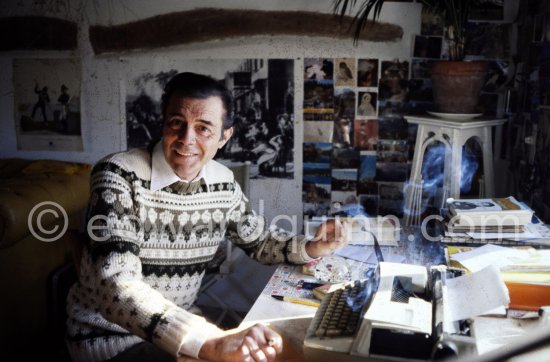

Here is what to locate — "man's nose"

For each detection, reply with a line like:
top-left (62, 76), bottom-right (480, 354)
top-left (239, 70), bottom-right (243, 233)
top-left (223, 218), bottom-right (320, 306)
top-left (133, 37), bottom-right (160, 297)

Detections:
top-left (177, 125), bottom-right (196, 144)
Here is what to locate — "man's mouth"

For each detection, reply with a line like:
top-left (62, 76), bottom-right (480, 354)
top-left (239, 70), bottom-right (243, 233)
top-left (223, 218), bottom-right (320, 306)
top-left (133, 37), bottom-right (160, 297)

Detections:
top-left (174, 149), bottom-right (197, 157)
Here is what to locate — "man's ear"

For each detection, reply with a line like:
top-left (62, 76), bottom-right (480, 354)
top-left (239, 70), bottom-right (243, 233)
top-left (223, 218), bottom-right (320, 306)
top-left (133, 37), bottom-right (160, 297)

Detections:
top-left (219, 127), bottom-right (233, 148)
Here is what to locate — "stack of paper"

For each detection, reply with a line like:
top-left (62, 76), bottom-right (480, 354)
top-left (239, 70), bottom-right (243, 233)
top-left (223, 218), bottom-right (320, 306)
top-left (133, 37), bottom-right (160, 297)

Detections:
top-left (448, 244), bottom-right (550, 310)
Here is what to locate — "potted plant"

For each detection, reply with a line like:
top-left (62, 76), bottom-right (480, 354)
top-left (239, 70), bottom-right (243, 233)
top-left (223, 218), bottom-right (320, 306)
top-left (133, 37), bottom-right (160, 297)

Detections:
top-left (334, 0), bottom-right (489, 114)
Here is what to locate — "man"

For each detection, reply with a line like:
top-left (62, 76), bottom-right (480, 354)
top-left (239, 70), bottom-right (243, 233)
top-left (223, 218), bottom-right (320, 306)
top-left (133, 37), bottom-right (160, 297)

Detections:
top-left (66, 72), bottom-right (348, 362)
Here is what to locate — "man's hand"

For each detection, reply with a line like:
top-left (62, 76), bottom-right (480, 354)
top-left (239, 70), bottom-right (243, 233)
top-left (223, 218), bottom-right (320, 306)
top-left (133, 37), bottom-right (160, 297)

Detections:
top-left (198, 323), bottom-right (282, 362)
top-left (305, 219), bottom-right (349, 258)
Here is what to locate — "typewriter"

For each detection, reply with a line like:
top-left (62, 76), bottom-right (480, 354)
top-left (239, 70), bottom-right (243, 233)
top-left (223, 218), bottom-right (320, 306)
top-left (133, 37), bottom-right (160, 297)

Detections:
top-left (303, 262), bottom-right (477, 361)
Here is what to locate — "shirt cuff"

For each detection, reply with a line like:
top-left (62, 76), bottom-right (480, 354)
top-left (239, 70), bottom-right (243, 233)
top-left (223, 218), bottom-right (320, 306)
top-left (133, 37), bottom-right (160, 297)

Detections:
top-left (178, 319), bottom-right (223, 358)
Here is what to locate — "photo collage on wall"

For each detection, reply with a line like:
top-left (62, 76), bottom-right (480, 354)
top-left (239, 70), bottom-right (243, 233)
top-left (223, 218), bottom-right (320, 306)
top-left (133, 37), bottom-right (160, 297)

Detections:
top-left (302, 57), bottom-right (413, 220)
top-left (412, 2), bottom-right (515, 117)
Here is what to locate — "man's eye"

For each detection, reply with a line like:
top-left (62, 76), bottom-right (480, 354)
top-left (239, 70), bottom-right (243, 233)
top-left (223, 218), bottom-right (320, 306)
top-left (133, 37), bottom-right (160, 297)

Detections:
top-left (197, 125), bottom-right (211, 134)
top-left (169, 120), bottom-right (183, 129)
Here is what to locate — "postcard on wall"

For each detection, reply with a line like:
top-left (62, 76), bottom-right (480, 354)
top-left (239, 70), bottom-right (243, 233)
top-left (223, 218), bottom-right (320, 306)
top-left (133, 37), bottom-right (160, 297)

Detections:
top-left (332, 168), bottom-right (358, 192)
top-left (357, 58), bottom-right (379, 87)
top-left (304, 58), bottom-right (334, 81)
top-left (421, 7), bottom-right (444, 36)
top-left (303, 142), bottom-right (332, 163)
top-left (123, 58), bottom-right (294, 179)
top-left (357, 91), bottom-right (378, 118)
top-left (379, 60), bottom-right (409, 102)
top-left (304, 121), bottom-right (333, 142)
top-left (354, 119), bottom-right (379, 150)
top-left (334, 57), bottom-right (356, 87)
top-left (13, 58), bottom-right (83, 151)
top-left (412, 35), bottom-right (443, 59)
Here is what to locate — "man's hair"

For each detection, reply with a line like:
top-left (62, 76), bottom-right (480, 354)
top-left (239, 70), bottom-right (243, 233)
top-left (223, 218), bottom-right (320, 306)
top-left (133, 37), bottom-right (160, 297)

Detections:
top-left (161, 72), bottom-right (234, 130)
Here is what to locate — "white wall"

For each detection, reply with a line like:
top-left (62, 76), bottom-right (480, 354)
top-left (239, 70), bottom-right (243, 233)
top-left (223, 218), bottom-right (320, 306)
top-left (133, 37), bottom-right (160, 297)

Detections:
top-left (0, 0), bottom-right (421, 230)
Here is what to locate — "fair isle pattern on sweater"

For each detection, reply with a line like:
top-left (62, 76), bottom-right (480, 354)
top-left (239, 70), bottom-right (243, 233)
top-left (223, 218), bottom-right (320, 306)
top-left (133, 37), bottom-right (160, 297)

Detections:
top-left (66, 148), bottom-right (312, 362)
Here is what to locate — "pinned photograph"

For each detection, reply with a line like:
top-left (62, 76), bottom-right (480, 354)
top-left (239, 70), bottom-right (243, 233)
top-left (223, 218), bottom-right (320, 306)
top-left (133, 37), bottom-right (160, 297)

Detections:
top-left (359, 151), bottom-right (377, 181)
top-left (378, 181), bottom-right (405, 216)
top-left (303, 182), bottom-right (331, 203)
top-left (304, 58), bottom-right (334, 81)
top-left (376, 162), bottom-right (410, 182)
top-left (332, 148), bottom-right (359, 169)
top-left (13, 58), bottom-right (82, 151)
top-left (303, 142), bottom-right (332, 163)
top-left (334, 88), bottom-right (356, 119)
top-left (379, 60), bottom-right (409, 102)
top-left (421, 7), bottom-right (444, 36)
top-left (357, 58), bottom-right (379, 87)
top-left (334, 57), bottom-right (356, 86)
top-left (304, 121), bottom-right (334, 142)
top-left (412, 35), bottom-right (443, 59)
top-left (354, 119), bottom-right (379, 150)
top-left (332, 169), bottom-right (358, 192)
top-left (304, 79), bottom-right (334, 110)
top-left (333, 116), bottom-right (354, 148)
top-left (331, 191), bottom-right (359, 214)
top-left (378, 117), bottom-right (409, 139)
top-left (357, 91), bottom-right (378, 118)
top-left (303, 162), bottom-right (331, 184)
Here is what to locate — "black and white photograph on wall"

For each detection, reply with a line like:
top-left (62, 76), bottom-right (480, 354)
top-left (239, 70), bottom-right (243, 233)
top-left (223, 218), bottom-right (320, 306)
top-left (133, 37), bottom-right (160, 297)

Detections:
top-left (303, 142), bottom-right (332, 163)
top-left (304, 121), bottom-right (334, 142)
top-left (465, 22), bottom-right (512, 59)
top-left (331, 148), bottom-right (359, 169)
top-left (469, 0), bottom-right (504, 21)
top-left (332, 169), bottom-right (358, 192)
top-left (354, 119), bottom-right (379, 150)
top-left (334, 57), bottom-right (356, 86)
top-left (411, 59), bottom-right (433, 79)
top-left (13, 58), bottom-right (82, 151)
top-left (357, 91), bottom-right (378, 118)
top-left (123, 58), bottom-right (295, 179)
top-left (421, 7), bottom-right (444, 36)
top-left (357, 58), bottom-right (379, 87)
top-left (412, 35), bottom-right (443, 59)
top-left (379, 60), bottom-right (409, 102)
top-left (304, 58), bottom-right (334, 80)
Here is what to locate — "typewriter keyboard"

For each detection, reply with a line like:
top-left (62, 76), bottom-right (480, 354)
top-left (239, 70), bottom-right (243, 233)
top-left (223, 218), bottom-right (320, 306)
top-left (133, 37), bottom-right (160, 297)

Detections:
top-left (313, 280), bottom-right (369, 338)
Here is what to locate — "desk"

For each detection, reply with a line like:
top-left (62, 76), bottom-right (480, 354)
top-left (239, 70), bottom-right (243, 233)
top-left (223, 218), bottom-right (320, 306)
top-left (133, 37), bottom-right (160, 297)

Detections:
top-left (242, 257), bottom-right (544, 361)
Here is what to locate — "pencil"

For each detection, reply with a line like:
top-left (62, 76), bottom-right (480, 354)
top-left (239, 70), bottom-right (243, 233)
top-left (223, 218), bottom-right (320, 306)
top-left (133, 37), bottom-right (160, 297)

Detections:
top-left (271, 294), bottom-right (320, 307)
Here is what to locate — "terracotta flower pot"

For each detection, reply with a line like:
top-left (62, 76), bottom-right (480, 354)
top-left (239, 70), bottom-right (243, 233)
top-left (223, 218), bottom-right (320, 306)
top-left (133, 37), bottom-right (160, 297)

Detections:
top-left (430, 61), bottom-right (489, 114)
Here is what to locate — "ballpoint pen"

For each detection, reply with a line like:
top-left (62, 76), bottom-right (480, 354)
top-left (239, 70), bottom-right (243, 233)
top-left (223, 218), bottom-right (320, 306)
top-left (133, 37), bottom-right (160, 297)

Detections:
top-left (271, 294), bottom-right (320, 307)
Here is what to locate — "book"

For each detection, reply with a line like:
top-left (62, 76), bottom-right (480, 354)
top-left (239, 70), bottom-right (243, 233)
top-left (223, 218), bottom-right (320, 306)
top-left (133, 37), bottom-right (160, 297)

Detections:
top-left (447, 196), bottom-right (534, 227)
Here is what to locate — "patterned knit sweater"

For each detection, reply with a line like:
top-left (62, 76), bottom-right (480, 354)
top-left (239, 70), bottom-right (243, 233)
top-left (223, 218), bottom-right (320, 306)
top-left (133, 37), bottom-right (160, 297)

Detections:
top-left (66, 147), bottom-right (313, 362)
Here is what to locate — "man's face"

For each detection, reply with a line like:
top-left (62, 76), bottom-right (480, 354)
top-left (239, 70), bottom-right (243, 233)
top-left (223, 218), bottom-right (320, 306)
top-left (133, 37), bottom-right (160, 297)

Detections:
top-left (162, 94), bottom-right (232, 181)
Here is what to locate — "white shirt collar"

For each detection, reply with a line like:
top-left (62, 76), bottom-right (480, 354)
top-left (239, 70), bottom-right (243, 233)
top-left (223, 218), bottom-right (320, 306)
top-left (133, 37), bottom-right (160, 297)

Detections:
top-left (150, 141), bottom-right (209, 192)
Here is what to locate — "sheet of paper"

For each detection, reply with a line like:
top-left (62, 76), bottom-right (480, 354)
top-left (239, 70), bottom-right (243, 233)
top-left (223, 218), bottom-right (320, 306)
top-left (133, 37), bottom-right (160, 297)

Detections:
top-left (334, 244), bottom-right (374, 263)
top-left (444, 265), bottom-right (510, 323)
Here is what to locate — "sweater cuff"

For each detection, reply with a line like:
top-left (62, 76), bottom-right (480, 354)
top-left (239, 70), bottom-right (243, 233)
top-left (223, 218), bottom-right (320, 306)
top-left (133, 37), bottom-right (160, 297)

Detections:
top-left (178, 318), bottom-right (223, 359)
top-left (287, 236), bottom-right (318, 264)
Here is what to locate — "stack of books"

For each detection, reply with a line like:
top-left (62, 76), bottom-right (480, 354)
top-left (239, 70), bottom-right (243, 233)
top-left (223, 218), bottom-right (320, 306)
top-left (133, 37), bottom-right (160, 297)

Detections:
top-left (441, 196), bottom-right (550, 246)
